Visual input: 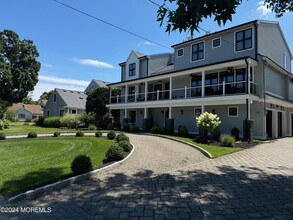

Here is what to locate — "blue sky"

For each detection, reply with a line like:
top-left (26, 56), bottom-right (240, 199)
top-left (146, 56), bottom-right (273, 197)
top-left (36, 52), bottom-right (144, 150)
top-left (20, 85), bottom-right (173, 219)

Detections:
top-left (0, 0), bottom-right (292, 100)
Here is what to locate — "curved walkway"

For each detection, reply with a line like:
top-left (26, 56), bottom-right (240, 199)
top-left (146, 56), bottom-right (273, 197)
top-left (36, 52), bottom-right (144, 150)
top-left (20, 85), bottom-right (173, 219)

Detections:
top-left (3, 136), bottom-right (293, 219)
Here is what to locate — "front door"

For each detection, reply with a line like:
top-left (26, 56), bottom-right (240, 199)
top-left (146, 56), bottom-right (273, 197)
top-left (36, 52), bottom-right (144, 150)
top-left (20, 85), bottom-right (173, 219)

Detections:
top-left (278, 112), bottom-right (282, 137)
top-left (266, 110), bottom-right (272, 138)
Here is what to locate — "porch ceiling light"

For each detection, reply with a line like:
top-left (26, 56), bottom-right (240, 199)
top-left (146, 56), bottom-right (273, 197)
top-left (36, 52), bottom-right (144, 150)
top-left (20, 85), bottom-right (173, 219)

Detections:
top-left (227, 67), bottom-right (233, 73)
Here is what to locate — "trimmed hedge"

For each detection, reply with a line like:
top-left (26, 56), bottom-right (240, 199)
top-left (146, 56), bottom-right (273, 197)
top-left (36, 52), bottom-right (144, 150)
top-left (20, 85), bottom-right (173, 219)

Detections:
top-left (0, 133), bottom-right (6, 140)
top-left (43, 116), bottom-right (61, 128)
top-left (150, 125), bottom-right (163, 134)
top-left (53, 132), bottom-right (60, 137)
top-left (27, 132), bottom-right (37, 138)
top-left (107, 131), bottom-right (116, 140)
top-left (70, 155), bottom-right (93, 175)
top-left (119, 140), bottom-right (132, 152)
top-left (220, 135), bottom-right (236, 147)
top-left (76, 131), bottom-right (84, 137)
top-left (116, 133), bottom-right (129, 143)
top-left (178, 125), bottom-right (188, 137)
top-left (105, 145), bottom-right (124, 162)
top-left (95, 131), bottom-right (103, 137)
top-left (130, 124), bottom-right (140, 132)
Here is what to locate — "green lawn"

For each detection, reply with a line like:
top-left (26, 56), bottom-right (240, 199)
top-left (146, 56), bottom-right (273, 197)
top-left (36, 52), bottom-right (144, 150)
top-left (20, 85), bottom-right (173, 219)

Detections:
top-left (0, 137), bottom-right (116, 197)
top-left (1, 122), bottom-right (78, 135)
top-left (166, 136), bottom-right (243, 158)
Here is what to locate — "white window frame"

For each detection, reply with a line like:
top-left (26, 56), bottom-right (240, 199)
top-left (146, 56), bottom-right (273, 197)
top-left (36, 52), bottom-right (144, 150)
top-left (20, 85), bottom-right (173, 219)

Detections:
top-left (177, 48), bottom-right (184, 58)
top-left (228, 106), bottom-right (239, 117)
top-left (212, 37), bottom-right (221, 48)
top-left (194, 107), bottom-right (202, 117)
top-left (190, 41), bottom-right (205, 63)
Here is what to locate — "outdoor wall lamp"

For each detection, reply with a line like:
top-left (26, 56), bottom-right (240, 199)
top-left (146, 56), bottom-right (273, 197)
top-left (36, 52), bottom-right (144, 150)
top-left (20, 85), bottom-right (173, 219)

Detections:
top-left (181, 110), bottom-right (184, 115)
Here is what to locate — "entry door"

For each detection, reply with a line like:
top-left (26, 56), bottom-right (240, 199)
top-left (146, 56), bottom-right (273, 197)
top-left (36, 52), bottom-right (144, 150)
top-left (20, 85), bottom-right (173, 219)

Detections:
top-left (278, 112), bottom-right (282, 137)
top-left (266, 110), bottom-right (272, 138)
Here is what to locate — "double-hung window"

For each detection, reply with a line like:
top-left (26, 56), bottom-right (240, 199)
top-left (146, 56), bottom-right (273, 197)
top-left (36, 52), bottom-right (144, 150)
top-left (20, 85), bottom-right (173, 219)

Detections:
top-left (129, 63), bottom-right (136, 77)
top-left (191, 42), bottom-right (204, 61)
top-left (235, 28), bottom-right (252, 51)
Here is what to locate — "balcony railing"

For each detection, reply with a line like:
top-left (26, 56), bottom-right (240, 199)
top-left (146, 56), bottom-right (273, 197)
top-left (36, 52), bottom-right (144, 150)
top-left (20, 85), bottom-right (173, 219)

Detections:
top-left (110, 81), bottom-right (257, 104)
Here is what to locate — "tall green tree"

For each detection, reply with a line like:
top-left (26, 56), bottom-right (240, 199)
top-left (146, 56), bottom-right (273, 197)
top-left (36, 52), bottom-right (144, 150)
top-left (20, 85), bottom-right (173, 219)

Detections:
top-left (0, 30), bottom-right (40, 118)
top-left (23, 96), bottom-right (37, 104)
top-left (157, 0), bottom-right (293, 35)
top-left (40, 90), bottom-right (53, 100)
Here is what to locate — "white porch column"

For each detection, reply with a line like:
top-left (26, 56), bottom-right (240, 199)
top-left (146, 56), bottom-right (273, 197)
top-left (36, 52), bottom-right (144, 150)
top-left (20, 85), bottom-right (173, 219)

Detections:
top-left (145, 81), bottom-right (148, 102)
top-left (169, 77), bottom-right (172, 100)
top-left (169, 106), bottom-right (172, 119)
top-left (201, 105), bottom-right (205, 114)
top-left (125, 85), bottom-right (128, 103)
top-left (247, 99), bottom-right (251, 120)
top-left (135, 85), bottom-right (139, 102)
top-left (124, 109), bottom-right (128, 118)
top-left (109, 88), bottom-right (112, 104)
top-left (144, 108), bottom-right (148, 119)
top-left (202, 71), bottom-right (205, 97)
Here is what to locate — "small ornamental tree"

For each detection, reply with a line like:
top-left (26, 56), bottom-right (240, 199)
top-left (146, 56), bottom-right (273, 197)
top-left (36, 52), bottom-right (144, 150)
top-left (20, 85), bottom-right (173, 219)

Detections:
top-left (196, 112), bottom-right (221, 139)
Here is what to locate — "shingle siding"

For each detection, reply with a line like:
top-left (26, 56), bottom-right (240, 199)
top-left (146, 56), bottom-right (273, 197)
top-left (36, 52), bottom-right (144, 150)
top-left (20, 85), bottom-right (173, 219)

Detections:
top-left (265, 66), bottom-right (286, 98)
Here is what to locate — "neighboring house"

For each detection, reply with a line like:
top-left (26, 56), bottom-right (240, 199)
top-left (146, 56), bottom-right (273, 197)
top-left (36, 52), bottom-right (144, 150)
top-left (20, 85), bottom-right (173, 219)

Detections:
top-left (84, 79), bottom-right (109, 94)
top-left (44, 88), bottom-right (87, 117)
top-left (38, 99), bottom-right (48, 108)
top-left (12, 103), bottom-right (43, 121)
top-left (107, 20), bottom-right (293, 140)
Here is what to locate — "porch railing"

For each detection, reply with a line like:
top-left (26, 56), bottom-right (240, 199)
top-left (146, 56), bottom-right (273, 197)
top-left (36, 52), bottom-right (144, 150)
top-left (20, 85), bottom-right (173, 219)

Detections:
top-left (110, 81), bottom-right (257, 104)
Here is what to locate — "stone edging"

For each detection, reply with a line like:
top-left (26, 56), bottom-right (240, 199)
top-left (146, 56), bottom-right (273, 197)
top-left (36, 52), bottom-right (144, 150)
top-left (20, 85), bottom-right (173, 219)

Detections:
top-left (149, 134), bottom-right (212, 159)
top-left (7, 142), bottom-right (135, 203)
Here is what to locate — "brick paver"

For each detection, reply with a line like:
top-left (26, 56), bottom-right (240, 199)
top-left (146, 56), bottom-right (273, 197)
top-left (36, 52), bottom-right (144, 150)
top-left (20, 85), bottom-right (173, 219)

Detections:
top-left (2, 136), bottom-right (293, 220)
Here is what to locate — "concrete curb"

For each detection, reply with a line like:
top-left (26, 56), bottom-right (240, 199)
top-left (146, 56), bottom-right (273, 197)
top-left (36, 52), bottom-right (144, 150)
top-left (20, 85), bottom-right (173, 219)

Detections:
top-left (149, 134), bottom-right (213, 159)
top-left (7, 142), bottom-right (135, 203)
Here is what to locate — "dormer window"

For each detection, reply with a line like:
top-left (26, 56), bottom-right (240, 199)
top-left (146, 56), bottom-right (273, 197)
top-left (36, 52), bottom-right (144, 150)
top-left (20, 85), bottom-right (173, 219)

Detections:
top-left (177, 48), bottom-right (184, 57)
top-left (91, 84), bottom-right (95, 89)
top-left (235, 28), bottom-right (252, 51)
top-left (129, 63), bottom-right (136, 77)
top-left (191, 42), bottom-right (204, 61)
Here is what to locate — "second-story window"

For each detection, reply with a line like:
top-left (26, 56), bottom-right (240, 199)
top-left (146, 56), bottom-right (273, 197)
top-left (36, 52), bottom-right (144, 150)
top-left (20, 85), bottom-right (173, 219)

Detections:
top-left (129, 63), bottom-right (136, 77)
top-left (212, 38), bottom-right (221, 48)
top-left (235, 28), bottom-right (252, 51)
top-left (191, 42), bottom-right (204, 61)
top-left (53, 94), bottom-right (57, 103)
top-left (177, 48), bottom-right (184, 57)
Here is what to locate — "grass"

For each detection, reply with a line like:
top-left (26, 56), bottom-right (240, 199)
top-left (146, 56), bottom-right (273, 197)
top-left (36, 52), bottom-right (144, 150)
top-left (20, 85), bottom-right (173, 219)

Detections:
top-left (0, 122), bottom-right (78, 135)
top-left (166, 136), bottom-right (243, 158)
top-left (0, 137), bottom-right (116, 197)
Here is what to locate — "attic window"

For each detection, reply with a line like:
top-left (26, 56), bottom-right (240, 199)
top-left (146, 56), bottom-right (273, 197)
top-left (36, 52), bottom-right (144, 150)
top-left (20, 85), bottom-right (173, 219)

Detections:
top-left (177, 48), bottom-right (184, 57)
top-left (63, 90), bottom-right (66, 92)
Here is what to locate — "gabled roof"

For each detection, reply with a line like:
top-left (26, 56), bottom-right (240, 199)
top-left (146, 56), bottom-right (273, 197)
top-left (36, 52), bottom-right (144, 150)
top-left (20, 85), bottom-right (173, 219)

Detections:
top-left (92, 79), bottom-right (109, 88)
top-left (12, 103), bottom-right (43, 115)
top-left (55, 88), bottom-right (87, 109)
top-left (133, 50), bottom-right (146, 58)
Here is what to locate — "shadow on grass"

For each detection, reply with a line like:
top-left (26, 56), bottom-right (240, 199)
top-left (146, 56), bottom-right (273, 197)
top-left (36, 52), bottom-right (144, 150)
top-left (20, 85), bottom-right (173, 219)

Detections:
top-left (1, 167), bottom-right (68, 197)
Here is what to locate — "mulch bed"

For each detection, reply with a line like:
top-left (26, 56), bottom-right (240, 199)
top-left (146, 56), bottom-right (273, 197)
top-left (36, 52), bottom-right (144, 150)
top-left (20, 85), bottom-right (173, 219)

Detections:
top-left (192, 137), bottom-right (259, 148)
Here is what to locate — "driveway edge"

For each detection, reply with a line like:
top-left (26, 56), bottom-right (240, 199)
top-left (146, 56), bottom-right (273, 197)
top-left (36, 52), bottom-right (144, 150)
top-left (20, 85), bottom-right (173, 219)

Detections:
top-left (7, 142), bottom-right (135, 203)
top-left (149, 134), bottom-right (212, 159)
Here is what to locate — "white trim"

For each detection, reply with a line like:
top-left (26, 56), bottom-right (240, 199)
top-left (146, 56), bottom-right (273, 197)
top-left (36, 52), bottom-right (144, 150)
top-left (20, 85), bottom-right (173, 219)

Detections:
top-left (212, 37), bottom-right (221, 48)
top-left (177, 48), bottom-right (184, 58)
top-left (234, 27), bottom-right (254, 53)
top-left (190, 41), bottom-right (205, 63)
top-left (228, 106), bottom-right (239, 117)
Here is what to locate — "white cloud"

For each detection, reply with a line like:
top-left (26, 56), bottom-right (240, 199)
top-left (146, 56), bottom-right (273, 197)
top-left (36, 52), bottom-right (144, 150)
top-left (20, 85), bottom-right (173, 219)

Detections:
top-left (137, 41), bottom-right (155, 47)
top-left (42, 63), bottom-right (53, 68)
top-left (257, 1), bottom-right (272, 17)
top-left (73, 58), bottom-right (115, 69)
top-left (31, 74), bottom-right (90, 100)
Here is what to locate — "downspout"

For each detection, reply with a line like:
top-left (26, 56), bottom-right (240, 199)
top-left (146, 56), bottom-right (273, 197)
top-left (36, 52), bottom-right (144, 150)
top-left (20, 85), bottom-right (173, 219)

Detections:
top-left (245, 58), bottom-right (250, 120)
top-left (262, 57), bottom-right (267, 139)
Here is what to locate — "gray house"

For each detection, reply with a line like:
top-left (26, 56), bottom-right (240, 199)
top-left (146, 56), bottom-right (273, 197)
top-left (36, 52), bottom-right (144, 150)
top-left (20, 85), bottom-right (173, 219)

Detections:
top-left (84, 79), bottom-right (109, 94)
top-left (107, 20), bottom-right (293, 140)
top-left (44, 88), bottom-right (87, 117)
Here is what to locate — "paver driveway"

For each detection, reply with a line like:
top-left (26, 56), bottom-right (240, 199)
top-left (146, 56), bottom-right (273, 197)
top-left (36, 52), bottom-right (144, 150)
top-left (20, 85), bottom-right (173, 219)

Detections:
top-left (3, 135), bottom-right (293, 220)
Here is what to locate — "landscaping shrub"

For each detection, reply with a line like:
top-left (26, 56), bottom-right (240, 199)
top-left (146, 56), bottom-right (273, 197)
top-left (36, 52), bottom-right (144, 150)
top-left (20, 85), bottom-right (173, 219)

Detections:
top-left (0, 133), bottom-right (6, 140)
top-left (76, 131), bottom-right (84, 137)
top-left (196, 112), bottom-right (221, 139)
top-left (70, 155), bottom-right (93, 175)
top-left (150, 125), bottom-right (162, 134)
top-left (116, 133), bottom-right (129, 143)
top-left (60, 114), bottom-right (81, 128)
top-left (105, 145), bottom-right (124, 162)
top-left (53, 132), bottom-right (60, 137)
top-left (220, 135), bottom-right (236, 147)
top-left (178, 125), bottom-right (188, 137)
top-left (27, 132), bottom-right (37, 138)
top-left (23, 122), bottom-right (30, 126)
top-left (107, 131), bottom-right (116, 140)
top-left (212, 127), bottom-right (221, 141)
top-left (130, 124), bottom-right (140, 132)
top-left (119, 140), bottom-right (132, 152)
top-left (231, 127), bottom-right (240, 141)
top-left (44, 116), bottom-right (61, 128)
top-left (5, 108), bottom-right (17, 121)
top-left (95, 131), bottom-right (103, 137)
top-left (88, 124), bottom-right (97, 130)
top-left (34, 117), bottom-right (44, 127)
top-left (123, 124), bottom-right (130, 132)
top-left (80, 113), bottom-right (95, 128)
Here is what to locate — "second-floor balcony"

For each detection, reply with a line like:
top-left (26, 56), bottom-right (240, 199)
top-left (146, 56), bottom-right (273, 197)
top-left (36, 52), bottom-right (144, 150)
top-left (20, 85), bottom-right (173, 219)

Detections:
top-left (110, 81), bottom-right (257, 104)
